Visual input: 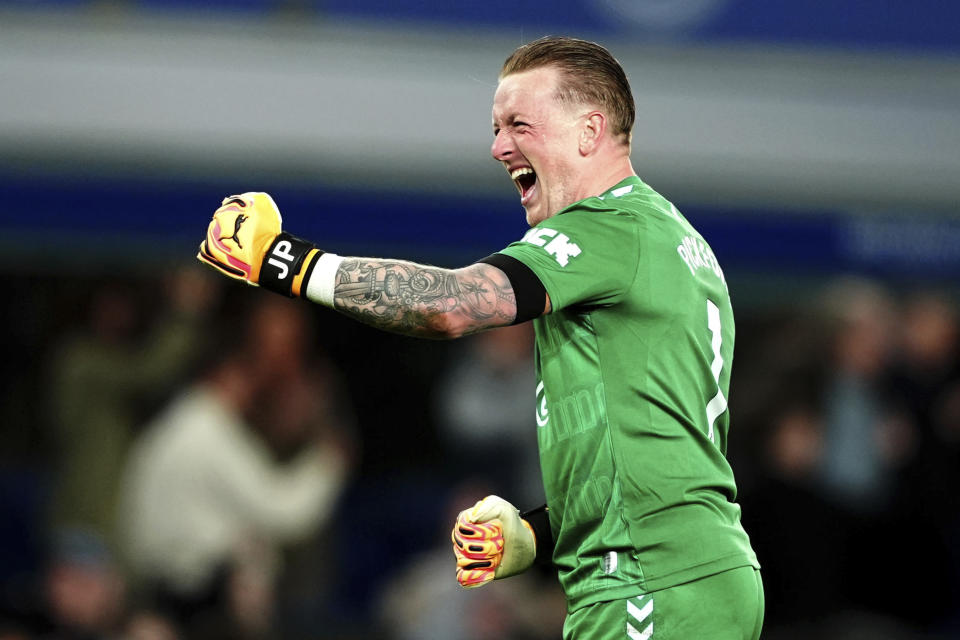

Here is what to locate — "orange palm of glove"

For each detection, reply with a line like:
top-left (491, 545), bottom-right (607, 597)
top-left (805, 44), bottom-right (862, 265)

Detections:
top-left (451, 515), bottom-right (505, 588)
top-left (197, 192), bottom-right (283, 285)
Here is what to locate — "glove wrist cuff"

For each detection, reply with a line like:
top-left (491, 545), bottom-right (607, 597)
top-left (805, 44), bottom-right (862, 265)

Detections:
top-left (521, 518), bottom-right (536, 546)
top-left (520, 505), bottom-right (554, 566)
top-left (259, 232), bottom-right (322, 297)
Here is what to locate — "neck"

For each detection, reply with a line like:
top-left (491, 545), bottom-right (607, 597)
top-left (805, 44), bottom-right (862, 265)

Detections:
top-left (581, 153), bottom-right (636, 200)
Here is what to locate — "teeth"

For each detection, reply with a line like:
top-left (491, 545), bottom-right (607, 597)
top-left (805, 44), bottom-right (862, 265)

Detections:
top-left (510, 167), bottom-right (534, 180)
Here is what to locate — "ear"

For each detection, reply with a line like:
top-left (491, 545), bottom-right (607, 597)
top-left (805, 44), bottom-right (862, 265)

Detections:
top-left (578, 111), bottom-right (606, 155)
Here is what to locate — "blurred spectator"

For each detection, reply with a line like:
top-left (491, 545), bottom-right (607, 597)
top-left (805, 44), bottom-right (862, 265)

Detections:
top-left (891, 291), bottom-right (960, 444)
top-left (119, 296), bottom-right (355, 640)
top-left (433, 324), bottom-right (543, 508)
top-left (817, 277), bottom-right (905, 513)
top-left (0, 526), bottom-right (180, 640)
top-left (43, 531), bottom-right (123, 639)
top-left (741, 280), bottom-right (960, 637)
top-left (28, 528), bottom-right (128, 640)
top-left (46, 267), bottom-right (218, 551)
top-left (887, 291), bottom-right (960, 630)
top-left (811, 279), bottom-right (917, 623)
top-left (740, 403), bottom-right (845, 633)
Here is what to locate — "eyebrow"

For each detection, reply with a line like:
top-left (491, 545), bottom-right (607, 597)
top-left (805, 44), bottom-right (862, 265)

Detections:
top-left (493, 113), bottom-right (523, 128)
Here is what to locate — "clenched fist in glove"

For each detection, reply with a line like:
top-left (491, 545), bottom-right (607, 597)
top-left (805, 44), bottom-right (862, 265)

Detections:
top-left (197, 192), bottom-right (341, 303)
top-left (451, 495), bottom-right (537, 588)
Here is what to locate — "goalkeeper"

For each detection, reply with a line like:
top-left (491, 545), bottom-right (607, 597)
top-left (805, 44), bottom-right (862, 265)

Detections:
top-left (198, 36), bottom-right (763, 639)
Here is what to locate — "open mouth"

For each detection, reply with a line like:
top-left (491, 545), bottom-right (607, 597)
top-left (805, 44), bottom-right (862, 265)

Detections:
top-left (511, 167), bottom-right (538, 204)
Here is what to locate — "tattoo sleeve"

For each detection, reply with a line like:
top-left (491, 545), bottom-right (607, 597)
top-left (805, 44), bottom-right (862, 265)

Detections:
top-left (332, 259), bottom-right (518, 338)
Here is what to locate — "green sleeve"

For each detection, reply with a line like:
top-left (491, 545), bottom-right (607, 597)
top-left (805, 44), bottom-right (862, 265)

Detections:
top-left (498, 207), bottom-right (640, 312)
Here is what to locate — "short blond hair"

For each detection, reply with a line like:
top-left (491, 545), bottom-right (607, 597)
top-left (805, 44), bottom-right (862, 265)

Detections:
top-left (501, 36), bottom-right (635, 144)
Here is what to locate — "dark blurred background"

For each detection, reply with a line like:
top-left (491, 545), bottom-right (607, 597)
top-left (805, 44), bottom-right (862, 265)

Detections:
top-left (1, 1), bottom-right (959, 639)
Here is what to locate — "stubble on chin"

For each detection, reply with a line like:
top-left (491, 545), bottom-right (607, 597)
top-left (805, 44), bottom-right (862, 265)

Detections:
top-left (524, 204), bottom-right (548, 228)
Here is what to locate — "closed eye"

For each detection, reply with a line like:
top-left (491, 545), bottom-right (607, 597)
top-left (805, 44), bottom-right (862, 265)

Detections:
top-left (494, 120), bottom-right (529, 136)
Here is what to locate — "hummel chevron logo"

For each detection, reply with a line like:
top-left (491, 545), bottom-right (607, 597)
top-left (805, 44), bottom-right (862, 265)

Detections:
top-left (626, 595), bottom-right (653, 639)
top-left (521, 227), bottom-right (581, 267)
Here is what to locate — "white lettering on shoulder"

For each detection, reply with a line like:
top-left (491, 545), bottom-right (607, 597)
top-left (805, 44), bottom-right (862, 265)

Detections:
top-left (522, 227), bottom-right (582, 267)
top-left (522, 227), bottom-right (557, 247)
top-left (677, 235), bottom-right (727, 290)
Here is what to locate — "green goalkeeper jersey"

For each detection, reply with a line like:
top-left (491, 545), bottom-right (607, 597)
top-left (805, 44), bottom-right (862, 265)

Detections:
top-left (497, 176), bottom-right (759, 612)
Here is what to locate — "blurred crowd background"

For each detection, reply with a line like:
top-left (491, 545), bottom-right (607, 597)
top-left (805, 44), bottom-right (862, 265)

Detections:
top-left (1, 1), bottom-right (959, 639)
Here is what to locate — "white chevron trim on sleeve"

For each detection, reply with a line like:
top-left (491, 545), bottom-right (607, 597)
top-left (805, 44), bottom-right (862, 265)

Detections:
top-left (626, 596), bottom-right (654, 639)
top-left (627, 621), bottom-right (653, 640)
top-left (627, 597), bottom-right (653, 625)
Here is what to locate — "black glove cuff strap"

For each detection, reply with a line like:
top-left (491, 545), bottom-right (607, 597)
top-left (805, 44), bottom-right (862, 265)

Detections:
top-left (520, 504), bottom-right (554, 566)
top-left (260, 232), bottom-right (320, 297)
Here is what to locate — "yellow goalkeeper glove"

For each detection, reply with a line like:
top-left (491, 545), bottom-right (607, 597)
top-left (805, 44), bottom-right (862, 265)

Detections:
top-left (451, 495), bottom-right (536, 589)
top-left (197, 192), bottom-right (323, 298)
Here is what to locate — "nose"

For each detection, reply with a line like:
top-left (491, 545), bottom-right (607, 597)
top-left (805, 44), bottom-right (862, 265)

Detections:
top-left (491, 130), bottom-right (513, 162)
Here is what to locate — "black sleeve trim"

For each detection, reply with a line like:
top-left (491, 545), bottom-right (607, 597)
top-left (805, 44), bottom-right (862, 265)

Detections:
top-left (476, 253), bottom-right (546, 324)
top-left (520, 504), bottom-right (554, 566)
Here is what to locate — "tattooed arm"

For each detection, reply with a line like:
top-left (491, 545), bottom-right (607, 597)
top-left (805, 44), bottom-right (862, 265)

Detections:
top-left (332, 258), bottom-right (543, 339)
